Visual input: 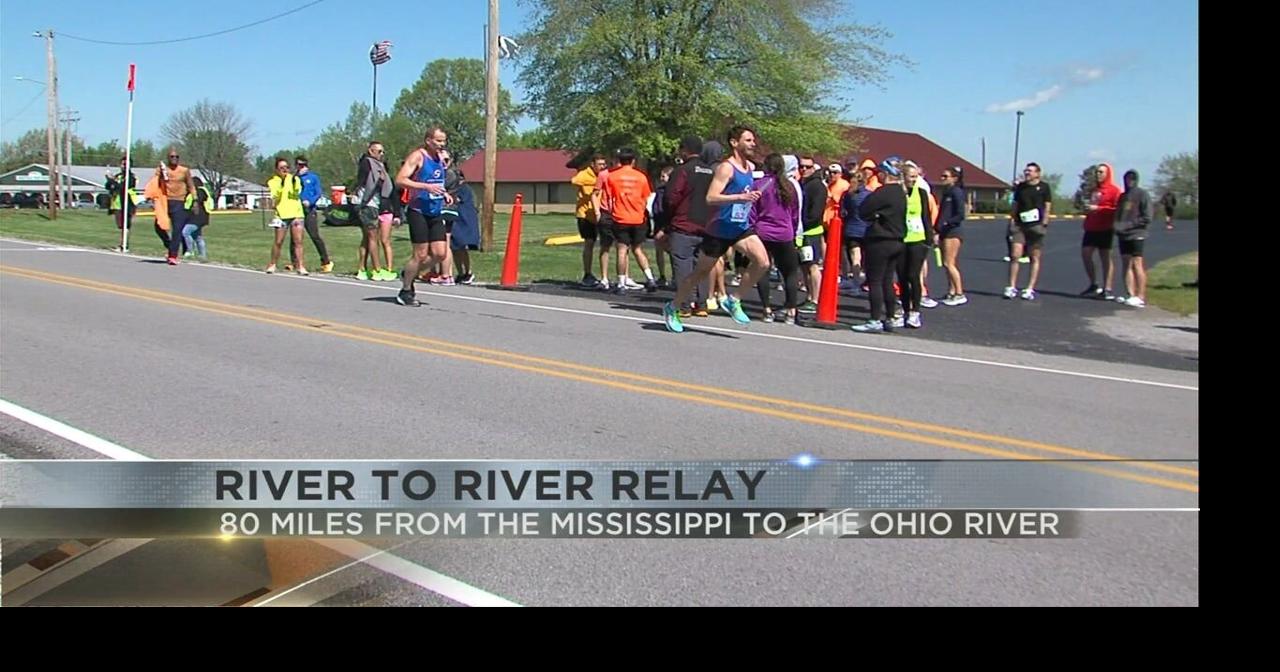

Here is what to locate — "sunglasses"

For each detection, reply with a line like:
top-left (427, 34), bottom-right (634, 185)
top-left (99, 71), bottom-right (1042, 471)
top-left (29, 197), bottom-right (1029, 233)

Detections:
top-left (800, 165), bottom-right (815, 170)
top-left (168, 155), bottom-right (180, 159)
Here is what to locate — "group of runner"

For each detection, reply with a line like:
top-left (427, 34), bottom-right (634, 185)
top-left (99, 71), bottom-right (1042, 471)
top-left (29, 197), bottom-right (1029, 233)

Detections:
top-left (567, 125), bottom-right (977, 334)
top-left (114, 122), bottom-right (1168, 325)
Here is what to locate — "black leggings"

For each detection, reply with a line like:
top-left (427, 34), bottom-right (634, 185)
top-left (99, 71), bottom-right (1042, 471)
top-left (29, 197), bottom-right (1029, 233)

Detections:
top-left (899, 242), bottom-right (928, 313)
top-left (865, 238), bottom-right (905, 321)
top-left (292, 208), bottom-right (330, 265)
top-left (754, 239), bottom-right (802, 311)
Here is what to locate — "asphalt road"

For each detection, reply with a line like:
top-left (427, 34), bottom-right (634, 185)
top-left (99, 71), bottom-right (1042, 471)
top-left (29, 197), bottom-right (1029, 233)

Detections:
top-left (0, 236), bottom-right (1198, 606)
top-left (533, 218), bottom-right (1199, 371)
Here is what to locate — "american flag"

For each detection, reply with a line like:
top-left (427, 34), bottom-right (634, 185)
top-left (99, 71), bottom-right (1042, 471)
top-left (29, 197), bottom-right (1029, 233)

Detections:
top-left (369, 40), bottom-right (392, 66)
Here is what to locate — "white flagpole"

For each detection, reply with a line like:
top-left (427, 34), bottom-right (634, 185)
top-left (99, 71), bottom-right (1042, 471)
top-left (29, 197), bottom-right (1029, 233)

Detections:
top-left (121, 64), bottom-right (135, 252)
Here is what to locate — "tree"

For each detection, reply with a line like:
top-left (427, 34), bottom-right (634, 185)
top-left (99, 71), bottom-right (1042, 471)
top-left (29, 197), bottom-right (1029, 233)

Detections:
top-left (1044, 173), bottom-right (1063, 195)
top-left (306, 102), bottom-right (375, 190)
top-left (59, 139), bottom-right (162, 168)
top-left (161, 99), bottom-right (254, 202)
top-left (1070, 164), bottom-right (1098, 212)
top-left (79, 140), bottom-right (125, 166)
top-left (515, 0), bottom-right (907, 160)
top-left (130, 140), bottom-right (162, 167)
top-left (253, 148), bottom-right (308, 185)
top-left (1154, 151), bottom-right (1198, 205)
top-left (389, 58), bottom-right (520, 161)
top-left (0, 128), bottom-right (53, 172)
top-left (373, 113), bottom-right (421, 171)
top-left (0, 128), bottom-right (84, 172)
top-left (502, 126), bottom-right (559, 149)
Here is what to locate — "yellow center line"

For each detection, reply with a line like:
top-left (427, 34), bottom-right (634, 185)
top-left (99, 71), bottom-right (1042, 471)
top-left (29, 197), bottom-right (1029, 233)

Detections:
top-left (0, 265), bottom-right (1198, 495)
top-left (0, 265), bottom-right (1199, 478)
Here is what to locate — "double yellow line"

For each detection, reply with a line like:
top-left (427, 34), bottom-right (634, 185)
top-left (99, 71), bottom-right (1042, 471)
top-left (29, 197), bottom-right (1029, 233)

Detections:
top-left (0, 264), bottom-right (1198, 494)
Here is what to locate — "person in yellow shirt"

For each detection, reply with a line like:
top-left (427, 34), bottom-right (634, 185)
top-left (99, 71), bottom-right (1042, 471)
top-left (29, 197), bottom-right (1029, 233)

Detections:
top-left (572, 154), bottom-right (608, 287)
top-left (266, 157), bottom-right (307, 275)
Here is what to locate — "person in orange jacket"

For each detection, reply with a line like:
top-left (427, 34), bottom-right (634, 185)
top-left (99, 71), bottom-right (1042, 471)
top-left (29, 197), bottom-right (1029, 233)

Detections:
top-left (858, 158), bottom-right (882, 192)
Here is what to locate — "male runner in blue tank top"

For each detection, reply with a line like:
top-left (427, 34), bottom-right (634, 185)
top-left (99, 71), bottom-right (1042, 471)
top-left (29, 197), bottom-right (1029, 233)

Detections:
top-left (664, 125), bottom-right (771, 333)
top-left (393, 126), bottom-right (455, 307)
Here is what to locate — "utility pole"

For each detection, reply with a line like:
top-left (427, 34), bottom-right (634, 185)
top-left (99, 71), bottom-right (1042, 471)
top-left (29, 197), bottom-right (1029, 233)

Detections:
top-left (55, 109), bottom-right (64, 209)
top-left (61, 109), bottom-right (80, 207)
top-left (1012, 110), bottom-right (1024, 184)
top-left (37, 29), bottom-right (59, 219)
top-left (481, 0), bottom-right (499, 251)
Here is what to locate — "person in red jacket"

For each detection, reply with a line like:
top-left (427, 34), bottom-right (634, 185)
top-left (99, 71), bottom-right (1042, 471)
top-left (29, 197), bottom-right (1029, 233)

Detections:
top-left (1080, 163), bottom-right (1120, 299)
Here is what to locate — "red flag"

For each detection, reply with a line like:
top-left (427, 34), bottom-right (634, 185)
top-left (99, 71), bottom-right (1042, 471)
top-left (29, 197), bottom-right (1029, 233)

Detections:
top-left (127, 64), bottom-right (136, 92)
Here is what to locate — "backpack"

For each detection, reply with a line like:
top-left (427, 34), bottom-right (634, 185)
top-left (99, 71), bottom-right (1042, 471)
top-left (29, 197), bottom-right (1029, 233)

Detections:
top-left (650, 183), bottom-right (671, 228)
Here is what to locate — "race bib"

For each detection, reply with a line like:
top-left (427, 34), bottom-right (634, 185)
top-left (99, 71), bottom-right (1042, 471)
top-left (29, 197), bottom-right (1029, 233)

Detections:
top-left (799, 245), bottom-right (815, 263)
top-left (730, 202), bottom-right (750, 223)
top-left (427, 187), bottom-right (445, 201)
top-left (1019, 209), bottom-right (1041, 223)
top-left (907, 216), bottom-right (926, 235)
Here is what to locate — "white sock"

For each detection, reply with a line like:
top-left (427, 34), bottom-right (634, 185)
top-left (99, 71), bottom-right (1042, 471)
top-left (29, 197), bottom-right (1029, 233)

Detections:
top-left (643, 268), bottom-right (655, 281)
top-left (618, 276), bottom-right (626, 287)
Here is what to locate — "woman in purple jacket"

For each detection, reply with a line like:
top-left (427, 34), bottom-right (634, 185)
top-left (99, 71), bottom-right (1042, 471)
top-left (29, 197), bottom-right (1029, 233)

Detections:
top-left (748, 153), bottom-right (803, 324)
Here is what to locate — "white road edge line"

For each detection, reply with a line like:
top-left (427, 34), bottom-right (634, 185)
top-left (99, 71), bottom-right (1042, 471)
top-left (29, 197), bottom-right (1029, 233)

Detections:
top-left (314, 539), bottom-right (522, 607)
top-left (786, 508), bottom-right (855, 539)
top-left (0, 396), bottom-right (521, 607)
top-left (252, 541), bottom-right (409, 607)
top-left (0, 398), bottom-right (149, 460)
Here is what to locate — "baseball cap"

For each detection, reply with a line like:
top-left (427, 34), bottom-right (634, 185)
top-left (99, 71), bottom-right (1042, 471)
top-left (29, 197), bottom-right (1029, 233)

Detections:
top-left (880, 156), bottom-right (903, 177)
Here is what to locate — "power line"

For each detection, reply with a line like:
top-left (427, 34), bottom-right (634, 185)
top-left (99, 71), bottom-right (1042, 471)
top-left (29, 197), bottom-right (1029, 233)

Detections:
top-left (60, 0), bottom-right (328, 46)
top-left (1, 88), bottom-right (46, 128)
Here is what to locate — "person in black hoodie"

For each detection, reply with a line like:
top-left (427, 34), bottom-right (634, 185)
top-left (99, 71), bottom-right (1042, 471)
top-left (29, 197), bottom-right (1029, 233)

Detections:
top-left (1114, 169), bottom-right (1152, 308)
top-left (936, 166), bottom-right (968, 305)
top-left (852, 157), bottom-right (908, 333)
top-left (798, 156), bottom-right (828, 313)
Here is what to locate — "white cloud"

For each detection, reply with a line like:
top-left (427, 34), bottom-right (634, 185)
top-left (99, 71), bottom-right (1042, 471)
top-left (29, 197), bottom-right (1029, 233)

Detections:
top-left (1072, 67), bottom-right (1105, 83)
top-left (985, 85), bottom-right (1064, 113)
top-left (987, 64), bottom-right (1108, 113)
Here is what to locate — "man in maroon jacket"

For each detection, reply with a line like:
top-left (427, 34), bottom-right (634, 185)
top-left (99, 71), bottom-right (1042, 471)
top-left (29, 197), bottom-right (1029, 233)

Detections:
top-left (662, 137), bottom-right (722, 317)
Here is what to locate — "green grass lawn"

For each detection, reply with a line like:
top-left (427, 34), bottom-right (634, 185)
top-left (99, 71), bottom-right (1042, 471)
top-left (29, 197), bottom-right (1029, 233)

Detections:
top-left (1144, 251), bottom-right (1198, 316)
top-left (0, 208), bottom-right (618, 284)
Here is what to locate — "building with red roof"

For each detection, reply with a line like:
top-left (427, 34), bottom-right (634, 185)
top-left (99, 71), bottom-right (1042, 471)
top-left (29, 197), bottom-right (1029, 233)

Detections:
top-left (459, 127), bottom-right (1012, 213)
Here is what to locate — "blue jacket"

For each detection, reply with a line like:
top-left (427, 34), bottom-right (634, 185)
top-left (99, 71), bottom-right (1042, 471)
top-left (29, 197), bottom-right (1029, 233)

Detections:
top-left (298, 170), bottom-right (323, 209)
top-left (445, 183), bottom-right (481, 250)
top-left (839, 185), bottom-right (872, 239)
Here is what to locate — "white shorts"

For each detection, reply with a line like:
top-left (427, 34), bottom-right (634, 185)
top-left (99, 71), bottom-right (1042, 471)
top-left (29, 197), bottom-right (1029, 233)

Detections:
top-left (270, 217), bottom-right (302, 229)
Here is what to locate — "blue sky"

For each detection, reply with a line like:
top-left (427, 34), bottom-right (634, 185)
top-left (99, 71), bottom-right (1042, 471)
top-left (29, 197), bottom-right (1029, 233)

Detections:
top-left (1, 0), bottom-right (1197, 182)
